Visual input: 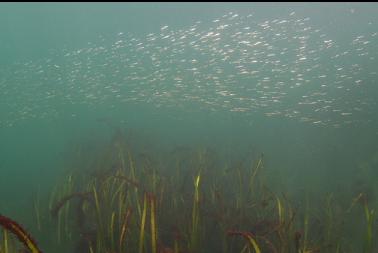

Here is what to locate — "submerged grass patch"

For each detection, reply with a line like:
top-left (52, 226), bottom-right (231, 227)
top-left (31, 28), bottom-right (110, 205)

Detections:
top-left (0, 131), bottom-right (377, 253)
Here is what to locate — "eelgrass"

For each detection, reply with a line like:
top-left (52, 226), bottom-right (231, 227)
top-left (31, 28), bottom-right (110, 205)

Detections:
top-left (138, 193), bottom-right (147, 253)
top-left (33, 190), bottom-right (42, 232)
top-left (362, 200), bottom-right (375, 253)
top-left (227, 230), bottom-right (261, 253)
top-left (119, 208), bottom-right (132, 252)
top-left (41, 132), bottom-right (378, 253)
top-left (2, 229), bottom-right (8, 253)
top-left (189, 171), bottom-right (201, 252)
top-left (0, 214), bottom-right (43, 253)
top-left (149, 194), bottom-right (157, 253)
top-left (346, 193), bottom-right (375, 253)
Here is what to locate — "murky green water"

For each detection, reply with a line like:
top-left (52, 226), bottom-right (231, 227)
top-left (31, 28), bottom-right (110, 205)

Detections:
top-left (1, 3), bottom-right (378, 253)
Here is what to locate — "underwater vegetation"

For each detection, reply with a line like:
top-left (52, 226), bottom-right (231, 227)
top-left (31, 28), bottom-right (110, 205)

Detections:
top-left (0, 130), bottom-right (377, 253)
top-left (0, 214), bottom-right (43, 253)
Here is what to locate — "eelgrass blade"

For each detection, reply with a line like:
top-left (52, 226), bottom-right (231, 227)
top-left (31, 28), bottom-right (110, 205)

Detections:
top-left (150, 194), bottom-right (157, 253)
top-left (119, 208), bottom-right (132, 251)
top-left (139, 193), bottom-right (147, 253)
top-left (190, 172), bottom-right (201, 252)
top-left (303, 196), bottom-right (309, 253)
top-left (249, 155), bottom-right (263, 193)
top-left (363, 198), bottom-right (374, 253)
top-left (227, 230), bottom-right (261, 253)
top-left (3, 229), bottom-right (8, 253)
top-left (110, 211), bottom-right (116, 252)
top-left (93, 185), bottom-right (104, 253)
top-left (33, 191), bottom-right (41, 232)
top-left (0, 214), bottom-right (43, 253)
top-left (276, 195), bottom-right (284, 225)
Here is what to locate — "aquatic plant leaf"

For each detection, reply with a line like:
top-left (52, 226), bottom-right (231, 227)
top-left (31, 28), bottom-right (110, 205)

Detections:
top-left (0, 214), bottom-right (43, 253)
top-left (228, 230), bottom-right (261, 253)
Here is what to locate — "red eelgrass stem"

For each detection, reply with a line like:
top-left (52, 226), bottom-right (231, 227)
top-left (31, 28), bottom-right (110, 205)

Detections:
top-left (0, 214), bottom-right (43, 253)
top-left (227, 230), bottom-right (261, 253)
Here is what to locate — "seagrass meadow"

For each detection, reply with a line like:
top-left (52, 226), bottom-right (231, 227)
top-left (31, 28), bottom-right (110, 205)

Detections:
top-left (1, 2), bottom-right (378, 253)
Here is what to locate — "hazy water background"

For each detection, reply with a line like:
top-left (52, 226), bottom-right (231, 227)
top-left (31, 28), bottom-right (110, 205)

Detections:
top-left (1, 2), bottom-right (378, 250)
